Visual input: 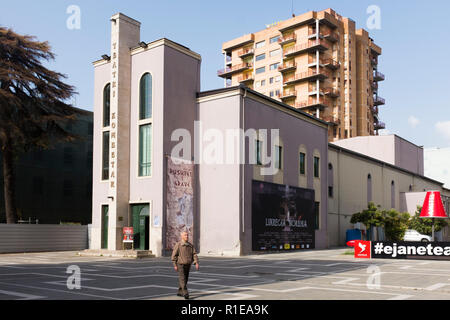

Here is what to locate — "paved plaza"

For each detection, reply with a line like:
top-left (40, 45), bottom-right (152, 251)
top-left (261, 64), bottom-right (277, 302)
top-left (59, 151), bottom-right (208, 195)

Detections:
top-left (0, 248), bottom-right (450, 300)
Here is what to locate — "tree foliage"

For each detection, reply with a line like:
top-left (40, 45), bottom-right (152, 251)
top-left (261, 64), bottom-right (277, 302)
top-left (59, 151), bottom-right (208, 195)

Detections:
top-left (407, 206), bottom-right (449, 236)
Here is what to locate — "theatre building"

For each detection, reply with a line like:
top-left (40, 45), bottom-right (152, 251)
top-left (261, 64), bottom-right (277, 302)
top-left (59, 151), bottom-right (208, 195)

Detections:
top-left (91, 13), bottom-right (329, 256)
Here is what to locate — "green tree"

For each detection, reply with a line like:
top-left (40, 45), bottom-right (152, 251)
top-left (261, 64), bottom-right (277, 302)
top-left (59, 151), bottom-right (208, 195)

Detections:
top-left (381, 209), bottom-right (410, 241)
top-left (408, 206), bottom-right (448, 236)
top-left (350, 202), bottom-right (384, 229)
top-left (0, 27), bottom-right (78, 223)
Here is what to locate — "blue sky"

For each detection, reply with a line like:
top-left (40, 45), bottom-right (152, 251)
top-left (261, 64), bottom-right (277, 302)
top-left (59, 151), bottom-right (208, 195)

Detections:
top-left (1, 0), bottom-right (450, 149)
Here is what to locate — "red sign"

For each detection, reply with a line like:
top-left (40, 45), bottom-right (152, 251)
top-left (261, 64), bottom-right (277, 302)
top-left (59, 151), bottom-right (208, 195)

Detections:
top-left (123, 227), bottom-right (134, 242)
top-left (354, 240), bottom-right (371, 259)
top-left (420, 191), bottom-right (448, 219)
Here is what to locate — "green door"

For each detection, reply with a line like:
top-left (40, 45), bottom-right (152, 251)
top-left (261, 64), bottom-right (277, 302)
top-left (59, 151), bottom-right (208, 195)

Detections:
top-left (101, 205), bottom-right (109, 249)
top-left (131, 204), bottom-right (150, 250)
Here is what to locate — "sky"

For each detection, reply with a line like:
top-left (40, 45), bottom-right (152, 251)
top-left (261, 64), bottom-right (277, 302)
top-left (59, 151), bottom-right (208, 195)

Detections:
top-left (1, 0), bottom-right (450, 150)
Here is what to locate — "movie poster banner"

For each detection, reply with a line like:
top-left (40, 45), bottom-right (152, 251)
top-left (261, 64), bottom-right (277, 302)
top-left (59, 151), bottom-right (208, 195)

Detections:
top-left (252, 180), bottom-right (315, 251)
top-left (166, 156), bottom-right (194, 250)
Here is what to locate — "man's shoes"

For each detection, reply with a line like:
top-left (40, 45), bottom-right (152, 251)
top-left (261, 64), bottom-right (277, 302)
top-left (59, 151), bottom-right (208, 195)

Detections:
top-left (184, 294), bottom-right (189, 300)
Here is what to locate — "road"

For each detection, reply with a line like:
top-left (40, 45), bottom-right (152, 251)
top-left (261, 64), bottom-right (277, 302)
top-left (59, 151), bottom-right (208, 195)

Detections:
top-left (0, 248), bottom-right (450, 300)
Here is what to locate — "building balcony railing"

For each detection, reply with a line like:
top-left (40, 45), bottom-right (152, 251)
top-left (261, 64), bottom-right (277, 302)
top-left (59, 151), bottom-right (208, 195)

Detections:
top-left (323, 115), bottom-right (340, 125)
top-left (321, 58), bottom-right (340, 70)
top-left (371, 81), bottom-right (378, 90)
top-left (371, 105), bottom-right (379, 115)
top-left (278, 34), bottom-right (296, 45)
top-left (322, 31), bottom-right (339, 43)
top-left (225, 55), bottom-right (232, 63)
top-left (278, 62), bottom-right (297, 73)
top-left (373, 96), bottom-right (385, 106)
top-left (374, 121), bottom-right (386, 130)
top-left (370, 57), bottom-right (378, 66)
top-left (373, 71), bottom-right (385, 82)
top-left (278, 89), bottom-right (297, 100)
top-left (237, 48), bottom-right (254, 58)
top-left (323, 87), bottom-right (340, 98)
top-left (283, 69), bottom-right (330, 85)
top-left (283, 40), bottom-right (329, 58)
top-left (237, 74), bottom-right (254, 84)
top-left (295, 97), bottom-right (331, 110)
top-left (217, 62), bottom-right (253, 77)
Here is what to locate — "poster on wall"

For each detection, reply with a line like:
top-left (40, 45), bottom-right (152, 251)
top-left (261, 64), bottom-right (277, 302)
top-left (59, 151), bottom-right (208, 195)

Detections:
top-left (252, 180), bottom-right (315, 251)
top-left (166, 156), bottom-right (194, 250)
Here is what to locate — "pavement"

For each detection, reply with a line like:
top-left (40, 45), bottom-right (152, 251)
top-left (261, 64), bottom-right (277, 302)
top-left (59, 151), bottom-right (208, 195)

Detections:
top-left (0, 248), bottom-right (450, 300)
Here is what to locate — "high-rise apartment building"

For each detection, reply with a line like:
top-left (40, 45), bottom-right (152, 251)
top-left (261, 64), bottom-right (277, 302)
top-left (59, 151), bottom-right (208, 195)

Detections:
top-left (218, 8), bottom-right (385, 141)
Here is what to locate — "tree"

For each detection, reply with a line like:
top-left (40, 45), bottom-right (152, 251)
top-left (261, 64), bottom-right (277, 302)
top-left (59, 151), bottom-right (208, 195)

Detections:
top-left (381, 209), bottom-right (410, 241)
top-left (350, 202), bottom-right (384, 229)
top-left (0, 27), bottom-right (78, 223)
top-left (408, 206), bottom-right (448, 236)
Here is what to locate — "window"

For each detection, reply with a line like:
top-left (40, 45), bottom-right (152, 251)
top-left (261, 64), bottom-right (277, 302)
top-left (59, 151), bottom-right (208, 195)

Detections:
top-left (139, 124), bottom-right (152, 177)
top-left (367, 174), bottom-right (372, 203)
top-left (275, 146), bottom-right (282, 170)
top-left (256, 66), bottom-right (265, 74)
top-left (261, 79), bottom-right (266, 86)
top-left (270, 63), bottom-right (280, 70)
top-left (314, 202), bottom-right (320, 230)
top-left (256, 40), bottom-right (265, 48)
top-left (299, 152), bottom-right (306, 174)
top-left (270, 49), bottom-right (281, 57)
top-left (314, 156), bottom-right (320, 178)
top-left (269, 77), bottom-right (274, 84)
top-left (102, 131), bottom-right (109, 180)
top-left (103, 83), bottom-right (110, 127)
top-left (139, 73), bottom-right (152, 120)
top-left (270, 36), bottom-right (280, 44)
top-left (328, 163), bottom-right (334, 198)
top-left (269, 91), bottom-right (274, 97)
top-left (391, 181), bottom-right (395, 208)
top-left (256, 53), bottom-right (265, 61)
top-left (256, 140), bottom-right (263, 165)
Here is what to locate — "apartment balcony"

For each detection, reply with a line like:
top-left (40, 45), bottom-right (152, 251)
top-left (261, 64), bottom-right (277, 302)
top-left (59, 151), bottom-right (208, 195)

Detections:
top-left (217, 62), bottom-right (253, 78)
top-left (323, 115), bottom-right (340, 126)
top-left (278, 62), bottom-right (297, 73)
top-left (321, 58), bottom-right (340, 70)
top-left (371, 105), bottom-right (379, 115)
top-left (237, 48), bottom-right (254, 59)
top-left (283, 40), bottom-right (329, 58)
top-left (237, 74), bottom-right (254, 85)
top-left (295, 97), bottom-right (331, 111)
top-left (278, 89), bottom-right (297, 100)
top-left (370, 56), bottom-right (378, 66)
top-left (278, 34), bottom-right (296, 46)
top-left (283, 69), bottom-right (329, 85)
top-left (373, 96), bottom-right (385, 106)
top-left (373, 71), bottom-right (385, 82)
top-left (371, 81), bottom-right (378, 91)
top-left (225, 55), bottom-right (232, 63)
top-left (374, 121), bottom-right (386, 130)
top-left (322, 31), bottom-right (339, 43)
top-left (323, 87), bottom-right (340, 98)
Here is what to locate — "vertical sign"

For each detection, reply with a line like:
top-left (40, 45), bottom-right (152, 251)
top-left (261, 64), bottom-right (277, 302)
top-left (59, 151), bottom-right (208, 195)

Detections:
top-left (166, 157), bottom-right (194, 250)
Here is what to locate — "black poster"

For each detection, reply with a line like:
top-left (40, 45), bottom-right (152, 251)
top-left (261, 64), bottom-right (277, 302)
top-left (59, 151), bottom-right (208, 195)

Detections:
top-left (252, 180), bottom-right (315, 251)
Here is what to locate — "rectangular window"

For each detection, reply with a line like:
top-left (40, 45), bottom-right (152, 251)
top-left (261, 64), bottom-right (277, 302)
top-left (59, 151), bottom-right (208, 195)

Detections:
top-left (256, 140), bottom-right (263, 165)
top-left (102, 131), bottom-right (110, 180)
top-left (270, 63), bottom-right (280, 70)
top-left (269, 49), bottom-right (281, 57)
top-left (256, 53), bottom-right (265, 61)
top-left (255, 40), bottom-right (265, 48)
top-left (261, 79), bottom-right (266, 86)
top-left (314, 202), bottom-right (320, 230)
top-left (256, 66), bottom-right (265, 74)
top-left (299, 152), bottom-right (305, 174)
top-left (269, 77), bottom-right (274, 84)
top-left (328, 186), bottom-right (334, 198)
top-left (314, 156), bottom-right (320, 178)
top-left (275, 146), bottom-right (282, 170)
top-left (139, 124), bottom-right (152, 177)
top-left (270, 36), bottom-right (280, 44)
top-left (269, 91), bottom-right (274, 97)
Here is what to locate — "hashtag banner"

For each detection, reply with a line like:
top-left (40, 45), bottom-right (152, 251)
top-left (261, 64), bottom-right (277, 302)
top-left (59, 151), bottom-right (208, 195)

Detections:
top-left (359, 241), bottom-right (450, 260)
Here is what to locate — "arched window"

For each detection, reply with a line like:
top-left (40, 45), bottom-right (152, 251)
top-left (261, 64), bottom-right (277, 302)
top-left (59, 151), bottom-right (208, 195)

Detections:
top-left (409, 185), bottom-right (413, 192)
top-left (391, 181), bottom-right (396, 208)
top-left (103, 83), bottom-right (110, 127)
top-left (139, 73), bottom-right (152, 120)
top-left (367, 174), bottom-right (372, 203)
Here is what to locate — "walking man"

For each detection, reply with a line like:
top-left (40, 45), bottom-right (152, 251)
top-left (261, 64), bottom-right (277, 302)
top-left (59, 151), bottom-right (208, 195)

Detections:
top-left (171, 231), bottom-right (199, 299)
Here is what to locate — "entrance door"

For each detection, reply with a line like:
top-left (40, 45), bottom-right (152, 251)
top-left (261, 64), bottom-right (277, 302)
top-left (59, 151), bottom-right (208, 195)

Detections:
top-left (131, 204), bottom-right (150, 250)
top-left (101, 205), bottom-right (109, 249)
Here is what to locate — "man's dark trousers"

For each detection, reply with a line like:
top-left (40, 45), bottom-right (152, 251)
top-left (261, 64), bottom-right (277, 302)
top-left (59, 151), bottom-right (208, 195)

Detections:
top-left (177, 263), bottom-right (191, 296)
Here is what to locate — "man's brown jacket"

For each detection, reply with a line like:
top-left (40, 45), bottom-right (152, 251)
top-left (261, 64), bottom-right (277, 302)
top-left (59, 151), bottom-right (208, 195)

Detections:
top-left (171, 241), bottom-right (199, 266)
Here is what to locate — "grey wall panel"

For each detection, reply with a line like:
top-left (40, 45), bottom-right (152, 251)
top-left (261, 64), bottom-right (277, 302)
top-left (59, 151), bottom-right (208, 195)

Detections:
top-left (0, 224), bottom-right (88, 253)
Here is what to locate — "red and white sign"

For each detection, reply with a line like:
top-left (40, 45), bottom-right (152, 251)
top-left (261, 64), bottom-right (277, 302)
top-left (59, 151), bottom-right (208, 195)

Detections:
top-left (123, 227), bottom-right (134, 243)
top-left (347, 240), bottom-right (357, 247)
top-left (354, 240), bottom-right (371, 259)
top-left (420, 191), bottom-right (448, 219)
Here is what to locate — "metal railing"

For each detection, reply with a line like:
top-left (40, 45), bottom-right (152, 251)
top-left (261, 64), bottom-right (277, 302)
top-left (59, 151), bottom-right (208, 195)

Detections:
top-left (283, 39), bottom-right (329, 57)
top-left (283, 69), bottom-right (330, 84)
top-left (217, 62), bottom-right (253, 76)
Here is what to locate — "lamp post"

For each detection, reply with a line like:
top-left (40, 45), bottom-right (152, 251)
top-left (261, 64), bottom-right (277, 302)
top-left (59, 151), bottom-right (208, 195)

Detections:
top-left (419, 191), bottom-right (448, 241)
